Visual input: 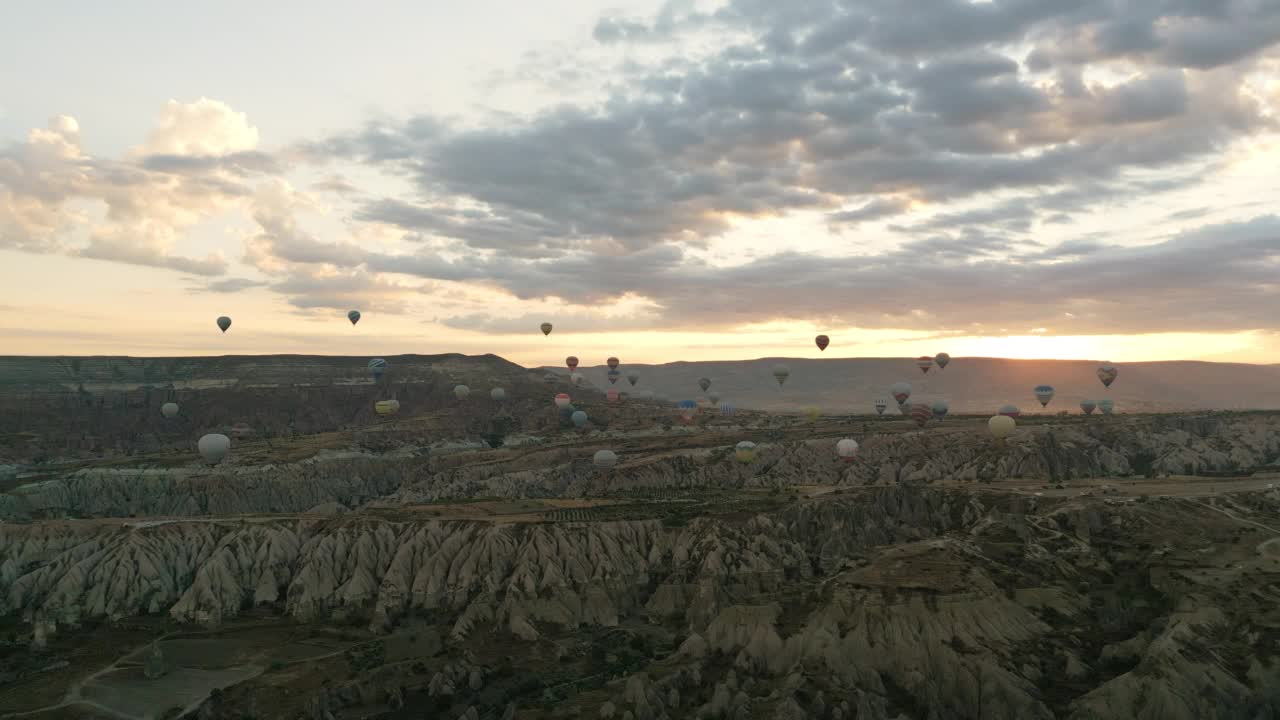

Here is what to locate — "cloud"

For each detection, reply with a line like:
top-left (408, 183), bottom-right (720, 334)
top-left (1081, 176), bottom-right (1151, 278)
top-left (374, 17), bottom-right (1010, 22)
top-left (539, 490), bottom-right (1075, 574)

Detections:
top-left (189, 277), bottom-right (267, 293)
top-left (1, 99), bottom-right (282, 277)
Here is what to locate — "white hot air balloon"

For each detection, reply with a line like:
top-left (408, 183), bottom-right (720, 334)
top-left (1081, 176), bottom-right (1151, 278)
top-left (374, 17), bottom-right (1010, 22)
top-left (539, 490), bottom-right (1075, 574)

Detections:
top-left (874, 399), bottom-right (888, 416)
top-left (197, 433), bottom-right (231, 465)
top-left (836, 438), bottom-right (859, 461)
top-left (931, 399), bottom-right (949, 420)
top-left (554, 393), bottom-right (571, 409)
top-left (988, 415), bottom-right (1016, 440)
top-left (490, 388), bottom-right (506, 401)
top-left (161, 402), bottom-right (179, 419)
top-left (593, 449), bottom-right (618, 471)
top-left (570, 372), bottom-right (584, 386)
top-left (1034, 385), bottom-right (1055, 407)
top-left (890, 382), bottom-right (912, 404)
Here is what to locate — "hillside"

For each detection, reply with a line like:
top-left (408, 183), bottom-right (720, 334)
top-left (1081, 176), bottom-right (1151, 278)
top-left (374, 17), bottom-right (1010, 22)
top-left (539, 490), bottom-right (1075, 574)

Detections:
top-left (551, 357), bottom-right (1280, 414)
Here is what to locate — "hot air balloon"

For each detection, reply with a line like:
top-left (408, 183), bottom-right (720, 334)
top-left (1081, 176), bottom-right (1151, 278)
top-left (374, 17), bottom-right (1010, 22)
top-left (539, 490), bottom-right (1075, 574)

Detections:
top-left (216, 316), bottom-right (231, 333)
top-left (1099, 399), bottom-right (1115, 415)
top-left (627, 372), bottom-right (640, 386)
top-left (899, 400), bottom-right (911, 415)
top-left (566, 356), bottom-right (579, 371)
top-left (161, 402), bottom-right (179, 419)
top-left (571, 410), bottom-right (588, 428)
top-left (773, 364), bottom-right (790, 387)
top-left (910, 403), bottom-right (931, 427)
top-left (874, 399), bottom-right (888, 416)
top-left (607, 389), bottom-right (620, 402)
top-left (890, 382), bottom-right (912, 404)
top-left (916, 356), bottom-right (934, 374)
top-left (368, 358), bottom-right (387, 381)
top-left (540, 322), bottom-right (553, 336)
top-left (607, 357), bottom-right (620, 370)
top-left (931, 399), bottom-right (949, 420)
top-left (554, 393), bottom-right (571, 409)
top-left (735, 441), bottom-right (757, 463)
top-left (815, 335), bottom-right (830, 351)
top-left (543, 372), bottom-right (557, 384)
top-left (593, 449), bottom-right (618, 471)
top-left (988, 415), bottom-right (1016, 439)
top-left (698, 377), bottom-right (712, 392)
top-left (836, 438), bottom-right (859, 461)
top-left (348, 310), bottom-right (361, 325)
top-left (230, 422), bottom-right (253, 439)
top-left (708, 391), bottom-right (721, 405)
top-left (804, 406), bottom-right (821, 422)
top-left (1097, 363), bottom-right (1118, 388)
top-left (935, 352), bottom-right (951, 369)
top-left (678, 400), bottom-right (698, 421)
top-left (1081, 399), bottom-right (1097, 415)
top-left (375, 399), bottom-right (400, 416)
top-left (490, 388), bottom-right (506, 401)
top-left (570, 372), bottom-right (584, 386)
top-left (999, 405), bottom-right (1021, 418)
top-left (198, 433), bottom-right (231, 465)
top-left (1034, 385), bottom-right (1055, 407)
top-left (607, 369), bottom-right (621, 385)
top-left (721, 402), bottom-right (735, 417)
top-left (454, 385), bottom-right (470, 400)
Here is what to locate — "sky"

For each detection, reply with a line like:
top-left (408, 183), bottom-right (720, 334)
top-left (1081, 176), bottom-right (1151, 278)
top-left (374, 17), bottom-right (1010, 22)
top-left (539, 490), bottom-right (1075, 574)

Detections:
top-left (2, 0), bottom-right (1279, 367)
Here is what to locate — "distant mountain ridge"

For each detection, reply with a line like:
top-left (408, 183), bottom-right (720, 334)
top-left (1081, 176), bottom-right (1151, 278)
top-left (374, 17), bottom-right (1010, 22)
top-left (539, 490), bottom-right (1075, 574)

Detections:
top-left (546, 356), bottom-right (1280, 413)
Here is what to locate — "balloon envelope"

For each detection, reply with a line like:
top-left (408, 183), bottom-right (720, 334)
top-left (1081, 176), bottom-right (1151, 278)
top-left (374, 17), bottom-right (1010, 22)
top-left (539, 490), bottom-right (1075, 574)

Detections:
top-left (216, 316), bottom-right (231, 333)
top-left (607, 369), bottom-right (621, 384)
top-left (935, 352), bottom-right (951, 369)
top-left (815, 334), bottom-right (830, 351)
top-left (454, 384), bottom-right (470, 400)
top-left (554, 393), bottom-right (571, 409)
top-left (626, 372), bottom-right (640, 386)
top-left (720, 402), bottom-right (735, 416)
top-left (772, 364), bottom-right (790, 386)
top-left (607, 357), bottom-right (620, 370)
top-left (368, 358), bottom-right (388, 380)
top-left (1097, 363), bottom-right (1119, 388)
top-left (708, 391), bottom-right (721, 404)
top-left (348, 310), bottom-right (361, 325)
top-left (735, 441), bottom-right (757, 463)
top-left (540, 322), bottom-right (553, 336)
top-left (836, 438), bottom-right (859, 460)
top-left (698, 377), bottom-right (712, 392)
top-left (160, 402), bottom-right (179, 418)
top-left (566, 356), bottom-right (579, 370)
top-left (916, 356), bottom-right (933, 374)
top-left (890, 382), bottom-right (912, 404)
top-left (571, 410), bottom-right (588, 428)
top-left (999, 405), bottom-right (1021, 418)
top-left (1081, 399), bottom-right (1097, 415)
top-left (543, 373), bottom-right (557, 384)
top-left (874, 399), bottom-right (888, 415)
top-left (1034, 385), bottom-right (1055, 407)
top-left (931, 399), bottom-right (949, 419)
top-left (910, 403), bottom-right (932, 427)
top-left (607, 389), bottom-right (620, 402)
top-left (1099, 399), bottom-right (1115, 414)
top-left (988, 415), bottom-right (1016, 439)
top-left (570, 372), bottom-right (584, 386)
top-left (198, 433), bottom-right (231, 464)
top-left (593, 449), bottom-right (618, 470)
top-left (375, 399), bottom-right (400, 416)
top-left (490, 388), bottom-right (506, 401)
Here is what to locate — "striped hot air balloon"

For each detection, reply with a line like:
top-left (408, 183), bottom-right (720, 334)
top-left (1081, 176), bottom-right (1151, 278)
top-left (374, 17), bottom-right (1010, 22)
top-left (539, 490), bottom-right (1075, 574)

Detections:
top-left (910, 403), bottom-right (932, 427)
